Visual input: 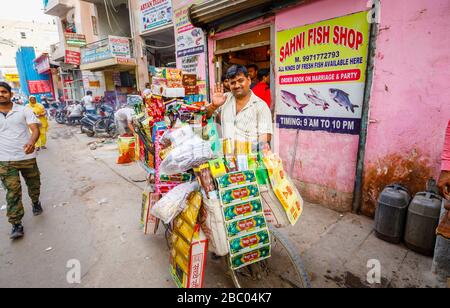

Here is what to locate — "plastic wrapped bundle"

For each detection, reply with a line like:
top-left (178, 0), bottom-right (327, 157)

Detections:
top-left (150, 181), bottom-right (200, 224)
top-left (160, 136), bottom-right (213, 175)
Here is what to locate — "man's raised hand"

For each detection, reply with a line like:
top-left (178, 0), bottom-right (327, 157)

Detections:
top-left (212, 83), bottom-right (227, 108)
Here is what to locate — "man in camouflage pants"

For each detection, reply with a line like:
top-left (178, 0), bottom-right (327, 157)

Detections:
top-left (0, 82), bottom-right (43, 240)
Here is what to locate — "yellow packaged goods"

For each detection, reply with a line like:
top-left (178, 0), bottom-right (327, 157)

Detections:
top-left (172, 233), bottom-right (191, 258)
top-left (180, 191), bottom-right (202, 228)
top-left (171, 250), bottom-right (189, 274)
top-left (174, 216), bottom-right (195, 243)
top-left (170, 225), bottom-right (208, 288)
top-left (262, 151), bottom-right (304, 226)
top-left (235, 140), bottom-right (252, 155)
top-left (117, 136), bottom-right (136, 164)
top-left (208, 158), bottom-right (227, 179)
top-left (163, 68), bottom-right (182, 81)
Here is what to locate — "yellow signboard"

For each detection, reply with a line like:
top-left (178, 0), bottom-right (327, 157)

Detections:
top-left (276, 11), bottom-right (370, 135)
top-left (5, 73), bottom-right (19, 82)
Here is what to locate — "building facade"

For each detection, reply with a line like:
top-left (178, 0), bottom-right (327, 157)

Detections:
top-left (0, 18), bottom-right (58, 95)
top-left (183, 0), bottom-right (450, 216)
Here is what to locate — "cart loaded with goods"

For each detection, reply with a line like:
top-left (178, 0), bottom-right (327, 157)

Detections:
top-left (133, 68), bottom-right (305, 288)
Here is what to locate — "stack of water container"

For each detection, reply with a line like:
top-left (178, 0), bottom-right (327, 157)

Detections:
top-left (374, 180), bottom-right (443, 255)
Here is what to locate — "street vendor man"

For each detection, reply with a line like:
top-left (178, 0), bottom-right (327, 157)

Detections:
top-left (206, 65), bottom-right (273, 151)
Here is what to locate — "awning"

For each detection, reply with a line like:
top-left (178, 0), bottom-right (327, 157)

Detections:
top-left (80, 57), bottom-right (136, 72)
top-left (189, 0), bottom-right (303, 33)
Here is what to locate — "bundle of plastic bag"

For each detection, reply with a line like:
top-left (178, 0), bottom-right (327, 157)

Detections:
top-left (150, 181), bottom-right (200, 224)
top-left (159, 126), bottom-right (214, 175)
top-left (160, 124), bottom-right (194, 148)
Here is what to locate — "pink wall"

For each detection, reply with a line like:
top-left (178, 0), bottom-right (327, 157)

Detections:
top-left (184, 0), bottom-right (450, 214)
top-left (274, 0), bottom-right (450, 214)
top-left (361, 0), bottom-right (450, 216)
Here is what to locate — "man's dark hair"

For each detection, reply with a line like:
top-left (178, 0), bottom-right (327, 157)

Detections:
top-left (257, 68), bottom-right (270, 81)
top-left (221, 74), bottom-right (228, 82)
top-left (86, 91), bottom-right (93, 95)
top-left (0, 82), bottom-right (12, 93)
top-left (226, 65), bottom-right (249, 80)
top-left (246, 64), bottom-right (259, 71)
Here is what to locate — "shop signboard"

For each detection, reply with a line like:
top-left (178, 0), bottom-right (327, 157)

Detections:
top-left (109, 36), bottom-right (131, 58)
top-left (65, 50), bottom-right (81, 65)
top-left (89, 81), bottom-right (100, 88)
top-left (140, 0), bottom-right (173, 33)
top-left (174, 3), bottom-right (204, 58)
top-left (28, 80), bottom-right (52, 94)
top-left (5, 73), bottom-right (19, 82)
top-left (276, 11), bottom-right (370, 135)
top-left (65, 33), bottom-right (87, 47)
top-left (81, 40), bottom-right (113, 65)
top-left (34, 54), bottom-right (50, 74)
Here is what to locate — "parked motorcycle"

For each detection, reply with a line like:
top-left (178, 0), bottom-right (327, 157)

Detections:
top-left (80, 104), bottom-right (116, 138)
top-left (55, 104), bottom-right (68, 124)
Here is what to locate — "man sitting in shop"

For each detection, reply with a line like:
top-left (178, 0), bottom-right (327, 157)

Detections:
top-left (206, 65), bottom-right (273, 150)
top-left (246, 64), bottom-right (259, 89)
top-left (252, 68), bottom-right (271, 109)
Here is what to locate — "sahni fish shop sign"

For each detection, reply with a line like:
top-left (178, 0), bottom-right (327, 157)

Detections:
top-left (276, 11), bottom-right (370, 135)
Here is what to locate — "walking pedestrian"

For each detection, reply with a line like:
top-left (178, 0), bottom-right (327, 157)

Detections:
top-left (27, 95), bottom-right (49, 150)
top-left (0, 82), bottom-right (43, 240)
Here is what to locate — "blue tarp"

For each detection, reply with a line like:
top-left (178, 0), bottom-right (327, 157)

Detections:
top-left (15, 47), bottom-right (52, 101)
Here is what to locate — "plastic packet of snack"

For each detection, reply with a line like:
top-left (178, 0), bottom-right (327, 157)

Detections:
top-left (180, 191), bottom-right (202, 228)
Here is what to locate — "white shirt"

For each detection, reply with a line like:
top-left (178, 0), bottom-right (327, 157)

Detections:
top-left (217, 91), bottom-right (273, 145)
top-left (69, 104), bottom-right (83, 117)
top-left (0, 103), bottom-right (40, 161)
top-left (83, 95), bottom-right (94, 110)
top-left (115, 107), bottom-right (135, 122)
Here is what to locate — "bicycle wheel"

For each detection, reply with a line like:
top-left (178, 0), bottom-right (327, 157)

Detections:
top-left (228, 225), bottom-right (311, 288)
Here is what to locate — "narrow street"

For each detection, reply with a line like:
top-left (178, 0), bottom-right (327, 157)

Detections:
top-left (1, 123), bottom-right (446, 288)
top-left (0, 123), bottom-right (231, 288)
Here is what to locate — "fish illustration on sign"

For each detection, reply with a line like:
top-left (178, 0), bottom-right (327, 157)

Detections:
top-left (329, 88), bottom-right (359, 113)
top-left (281, 90), bottom-right (308, 114)
top-left (304, 88), bottom-right (330, 111)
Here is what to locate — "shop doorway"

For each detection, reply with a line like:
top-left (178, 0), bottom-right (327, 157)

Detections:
top-left (213, 26), bottom-right (273, 108)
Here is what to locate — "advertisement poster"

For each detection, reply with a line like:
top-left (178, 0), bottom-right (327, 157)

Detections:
top-left (109, 36), bottom-right (131, 58)
top-left (34, 54), bottom-right (50, 74)
top-left (276, 11), bottom-right (370, 135)
top-left (65, 50), bottom-right (81, 65)
top-left (174, 4), bottom-right (204, 57)
top-left (181, 55), bottom-right (199, 74)
top-left (64, 33), bottom-right (86, 47)
top-left (140, 0), bottom-right (173, 33)
top-left (28, 80), bottom-right (52, 94)
top-left (81, 40), bottom-right (112, 64)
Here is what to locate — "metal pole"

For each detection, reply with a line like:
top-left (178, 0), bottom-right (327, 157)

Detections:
top-left (204, 31), bottom-right (210, 100)
top-left (351, 20), bottom-right (379, 214)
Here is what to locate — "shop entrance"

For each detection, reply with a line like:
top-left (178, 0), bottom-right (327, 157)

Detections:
top-left (213, 26), bottom-right (273, 107)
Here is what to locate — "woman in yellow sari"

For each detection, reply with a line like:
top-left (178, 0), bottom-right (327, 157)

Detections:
top-left (27, 96), bottom-right (49, 150)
